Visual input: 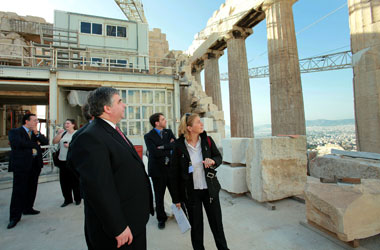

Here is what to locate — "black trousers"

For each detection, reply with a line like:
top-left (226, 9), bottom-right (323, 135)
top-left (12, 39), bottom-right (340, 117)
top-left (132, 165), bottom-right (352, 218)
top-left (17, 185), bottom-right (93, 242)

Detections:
top-left (59, 161), bottom-right (81, 203)
top-left (9, 158), bottom-right (41, 221)
top-left (185, 189), bottom-right (229, 250)
top-left (87, 227), bottom-right (146, 250)
top-left (151, 175), bottom-right (172, 222)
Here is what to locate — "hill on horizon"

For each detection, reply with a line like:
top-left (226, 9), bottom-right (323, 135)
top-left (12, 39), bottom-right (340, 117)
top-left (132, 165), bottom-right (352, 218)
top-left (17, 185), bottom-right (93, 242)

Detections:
top-left (250, 119), bottom-right (355, 130)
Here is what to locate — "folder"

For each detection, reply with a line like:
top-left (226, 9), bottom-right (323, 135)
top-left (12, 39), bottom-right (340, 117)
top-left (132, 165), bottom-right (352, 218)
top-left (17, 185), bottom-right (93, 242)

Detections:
top-left (171, 204), bottom-right (191, 233)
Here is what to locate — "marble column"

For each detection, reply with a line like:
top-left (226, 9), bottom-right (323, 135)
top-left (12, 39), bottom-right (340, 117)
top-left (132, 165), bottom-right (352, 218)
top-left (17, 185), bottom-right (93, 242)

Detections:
top-left (226, 28), bottom-right (254, 138)
top-left (263, 0), bottom-right (306, 136)
top-left (49, 71), bottom-right (58, 144)
top-left (348, 0), bottom-right (380, 153)
top-left (203, 50), bottom-right (223, 110)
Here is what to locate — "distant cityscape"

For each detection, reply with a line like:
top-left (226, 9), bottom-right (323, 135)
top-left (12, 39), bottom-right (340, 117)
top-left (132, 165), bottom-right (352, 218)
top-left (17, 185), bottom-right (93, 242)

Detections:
top-left (226, 119), bottom-right (356, 151)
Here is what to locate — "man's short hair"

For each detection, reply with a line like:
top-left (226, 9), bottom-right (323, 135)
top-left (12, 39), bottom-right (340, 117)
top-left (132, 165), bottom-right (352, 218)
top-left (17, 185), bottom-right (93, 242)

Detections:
top-left (81, 103), bottom-right (92, 121)
top-left (22, 113), bottom-right (36, 125)
top-left (149, 113), bottom-right (164, 127)
top-left (88, 87), bottom-right (119, 117)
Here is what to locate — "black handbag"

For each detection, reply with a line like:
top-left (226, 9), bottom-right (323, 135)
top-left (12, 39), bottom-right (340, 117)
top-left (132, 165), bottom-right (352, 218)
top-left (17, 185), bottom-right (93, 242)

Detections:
top-left (52, 149), bottom-right (61, 167)
top-left (205, 167), bottom-right (221, 200)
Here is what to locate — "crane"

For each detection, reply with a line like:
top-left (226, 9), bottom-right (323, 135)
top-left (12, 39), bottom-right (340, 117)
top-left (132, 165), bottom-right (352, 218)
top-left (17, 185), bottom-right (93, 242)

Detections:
top-left (114, 0), bottom-right (147, 23)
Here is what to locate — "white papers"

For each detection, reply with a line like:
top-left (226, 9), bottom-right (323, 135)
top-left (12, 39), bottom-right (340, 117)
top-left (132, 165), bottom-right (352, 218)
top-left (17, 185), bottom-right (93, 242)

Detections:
top-left (171, 204), bottom-right (191, 233)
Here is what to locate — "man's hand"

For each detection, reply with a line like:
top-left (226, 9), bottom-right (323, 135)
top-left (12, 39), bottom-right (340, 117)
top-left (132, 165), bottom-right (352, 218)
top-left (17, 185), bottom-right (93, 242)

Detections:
top-left (115, 226), bottom-right (133, 248)
top-left (203, 158), bottom-right (215, 168)
top-left (170, 138), bottom-right (174, 143)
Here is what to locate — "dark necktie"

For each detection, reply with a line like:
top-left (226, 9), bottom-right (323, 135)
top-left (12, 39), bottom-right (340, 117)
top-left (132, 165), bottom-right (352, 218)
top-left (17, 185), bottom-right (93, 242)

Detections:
top-left (28, 131), bottom-right (37, 155)
top-left (115, 126), bottom-right (131, 147)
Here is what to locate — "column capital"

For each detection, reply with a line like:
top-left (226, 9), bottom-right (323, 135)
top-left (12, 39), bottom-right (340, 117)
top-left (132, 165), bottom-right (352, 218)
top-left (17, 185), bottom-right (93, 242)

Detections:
top-left (262, 0), bottom-right (298, 12)
top-left (191, 64), bottom-right (203, 74)
top-left (224, 26), bottom-right (253, 41)
top-left (201, 49), bottom-right (224, 60)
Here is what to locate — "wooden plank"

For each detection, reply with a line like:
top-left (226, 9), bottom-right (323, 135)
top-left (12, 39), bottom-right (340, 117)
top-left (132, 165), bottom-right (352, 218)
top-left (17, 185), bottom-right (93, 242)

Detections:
top-left (264, 202), bottom-right (276, 211)
top-left (290, 195), bottom-right (305, 204)
top-left (245, 192), bottom-right (276, 210)
top-left (331, 149), bottom-right (380, 160)
top-left (300, 220), bottom-right (363, 249)
top-left (339, 178), bottom-right (361, 184)
top-left (222, 162), bottom-right (246, 167)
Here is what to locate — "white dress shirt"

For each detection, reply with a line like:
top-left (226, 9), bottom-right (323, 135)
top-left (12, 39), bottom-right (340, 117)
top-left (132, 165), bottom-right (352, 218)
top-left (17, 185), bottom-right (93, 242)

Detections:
top-left (185, 137), bottom-right (207, 190)
top-left (101, 118), bottom-right (116, 129)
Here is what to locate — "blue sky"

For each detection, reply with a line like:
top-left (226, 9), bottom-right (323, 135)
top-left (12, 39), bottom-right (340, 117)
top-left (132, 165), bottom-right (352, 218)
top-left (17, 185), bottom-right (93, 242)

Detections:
top-left (3, 0), bottom-right (353, 126)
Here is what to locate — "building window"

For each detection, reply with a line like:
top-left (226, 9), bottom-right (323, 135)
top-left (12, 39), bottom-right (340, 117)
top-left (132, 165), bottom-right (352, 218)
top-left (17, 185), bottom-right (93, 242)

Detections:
top-left (117, 26), bottom-right (127, 37)
top-left (118, 89), bottom-right (174, 136)
top-left (106, 25), bottom-right (127, 38)
top-left (106, 59), bottom-right (128, 68)
top-left (80, 22), bottom-right (91, 34)
top-left (80, 22), bottom-right (102, 35)
top-left (91, 57), bottom-right (102, 66)
top-left (92, 23), bottom-right (102, 35)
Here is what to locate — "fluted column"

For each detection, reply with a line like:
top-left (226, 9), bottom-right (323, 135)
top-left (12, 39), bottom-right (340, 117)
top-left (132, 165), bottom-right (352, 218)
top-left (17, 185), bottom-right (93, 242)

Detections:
top-left (263, 0), bottom-right (306, 136)
top-left (49, 71), bottom-right (58, 144)
top-left (226, 27), bottom-right (254, 138)
top-left (348, 0), bottom-right (380, 153)
top-left (203, 50), bottom-right (224, 110)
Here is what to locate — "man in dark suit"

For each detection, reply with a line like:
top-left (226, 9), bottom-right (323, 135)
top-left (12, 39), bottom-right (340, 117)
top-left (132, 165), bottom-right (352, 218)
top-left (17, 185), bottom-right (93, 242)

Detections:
top-left (70, 87), bottom-right (153, 250)
top-left (144, 113), bottom-right (175, 229)
top-left (7, 113), bottom-right (48, 229)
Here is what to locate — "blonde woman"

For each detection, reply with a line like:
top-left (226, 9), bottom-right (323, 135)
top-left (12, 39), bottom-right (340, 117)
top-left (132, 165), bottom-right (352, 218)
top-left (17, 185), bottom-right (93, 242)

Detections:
top-left (170, 113), bottom-right (229, 250)
top-left (53, 119), bottom-right (80, 207)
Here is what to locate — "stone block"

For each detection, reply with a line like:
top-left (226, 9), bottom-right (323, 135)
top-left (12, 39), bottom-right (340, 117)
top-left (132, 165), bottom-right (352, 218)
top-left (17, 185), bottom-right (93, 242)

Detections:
top-left (214, 120), bottom-right (225, 133)
top-left (207, 132), bottom-right (222, 149)
top-left (222, 138), bottom-right (251, 164)
top-left (198, 96), bottom-right (213, 105)
top-left (246, 136), bottom-right (307, 202)
top-left (305, 177), bottom-right (380, 242)
top-left (192, 103), bottom-right (208, 113)
top-left (208, 103), bottom-right (218, 111)
top-left (201, 117), bottom-right (215, 132)
top-left (204, 111), bottom-right (224, 121)
top-left (217, 164), bottom-right (248, 194)
top-left (309, 154), bottom-right (380, 179)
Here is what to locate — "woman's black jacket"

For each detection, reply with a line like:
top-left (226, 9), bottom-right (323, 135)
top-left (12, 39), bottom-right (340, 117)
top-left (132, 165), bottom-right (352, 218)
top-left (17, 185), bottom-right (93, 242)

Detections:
top-left (170, 131), bottom-right (222, 204)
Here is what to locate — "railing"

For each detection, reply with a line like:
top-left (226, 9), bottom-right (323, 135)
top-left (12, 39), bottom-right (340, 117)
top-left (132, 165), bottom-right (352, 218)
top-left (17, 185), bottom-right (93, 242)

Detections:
top-left (0, 145), bottom-right (56, 172)
top-left (220, 50), bottom-right (352, 80)
top-left (8, 19), bottom-right (53, 36)
top-left (0, 42), bottom-right (178, 75)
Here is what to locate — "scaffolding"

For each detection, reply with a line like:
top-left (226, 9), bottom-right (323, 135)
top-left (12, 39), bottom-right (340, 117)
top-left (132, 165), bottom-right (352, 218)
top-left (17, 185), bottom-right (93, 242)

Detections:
top-left (114, 0), bottom-right (147, 24)
top-left (220, 50), bottom-right (352, 80)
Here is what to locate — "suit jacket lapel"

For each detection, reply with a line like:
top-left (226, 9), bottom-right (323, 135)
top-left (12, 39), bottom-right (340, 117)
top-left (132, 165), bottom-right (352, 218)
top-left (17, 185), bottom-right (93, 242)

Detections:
top-left (20, 127), bottom-right (30, 141)
top-left (97, 118), bottom-right (144, 165)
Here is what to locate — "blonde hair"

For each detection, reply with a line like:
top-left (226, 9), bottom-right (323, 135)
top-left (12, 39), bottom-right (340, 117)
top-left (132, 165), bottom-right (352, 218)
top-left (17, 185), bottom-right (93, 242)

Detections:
top-left (178, 113), bottom-right (199, 140)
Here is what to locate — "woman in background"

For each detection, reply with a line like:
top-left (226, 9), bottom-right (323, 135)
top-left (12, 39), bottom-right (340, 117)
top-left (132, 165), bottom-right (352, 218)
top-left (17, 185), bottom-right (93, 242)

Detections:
top-left (53, 119), bottom-right (81, 207)
top-left (170, 113), bottom-right (229, 250)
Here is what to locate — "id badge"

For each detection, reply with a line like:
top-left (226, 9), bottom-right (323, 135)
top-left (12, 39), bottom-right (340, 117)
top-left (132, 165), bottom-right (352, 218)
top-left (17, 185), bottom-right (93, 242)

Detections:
top-left (188, 165), bottom-right (194, 173)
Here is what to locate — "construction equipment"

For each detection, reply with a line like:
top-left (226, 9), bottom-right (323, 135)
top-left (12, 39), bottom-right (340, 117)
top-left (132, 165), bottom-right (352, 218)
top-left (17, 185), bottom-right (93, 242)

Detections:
top-left (114, 0), bottom-right (147, 23)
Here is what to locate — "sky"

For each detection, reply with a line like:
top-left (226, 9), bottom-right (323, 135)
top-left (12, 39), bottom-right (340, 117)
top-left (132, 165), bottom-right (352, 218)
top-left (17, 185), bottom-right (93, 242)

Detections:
top-left (2, 0), bottom-right (354, 126)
